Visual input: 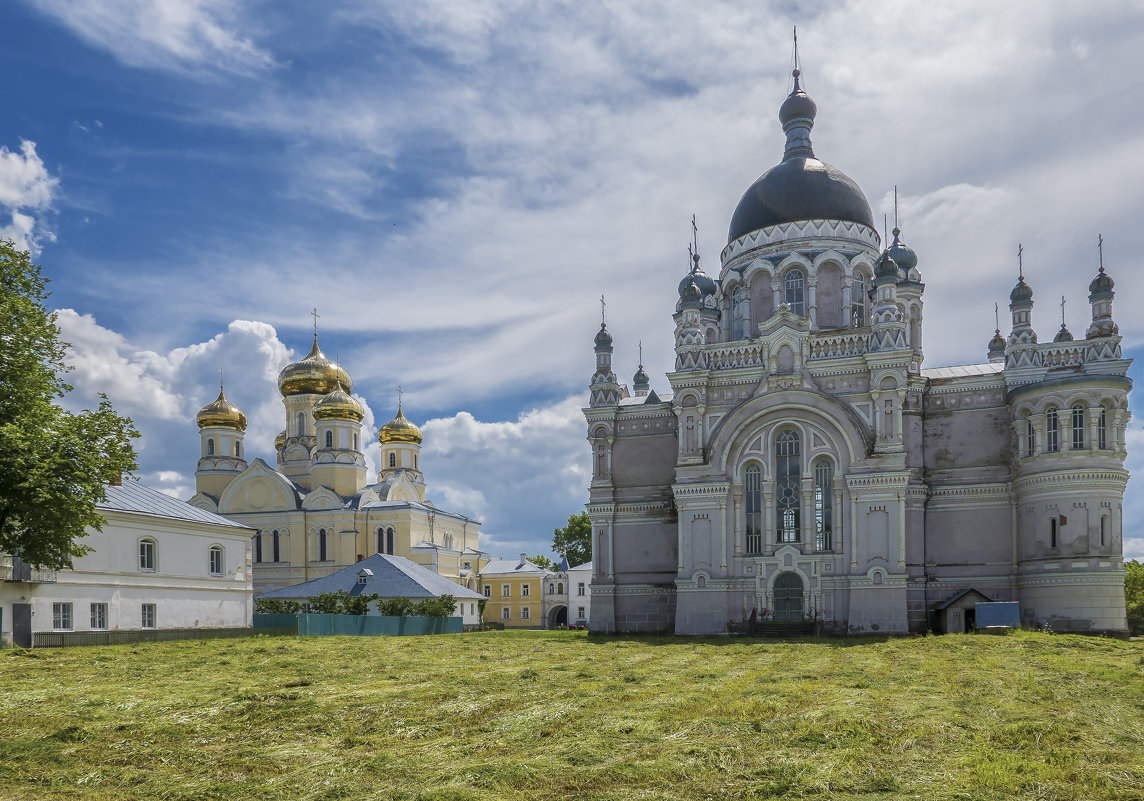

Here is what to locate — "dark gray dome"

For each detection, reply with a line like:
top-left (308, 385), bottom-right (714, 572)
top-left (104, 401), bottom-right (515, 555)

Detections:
top-left (677, 264), bottom-right (716, 298)
top-left (1010, 277), bottom-right (1033, 304)
top-left (728, 157), bottom-right (876, 243)
top-left (1053, 324), bottom-right (1073, 343)
top-left (887, 228), bottom-right (917, 273)
top-left (594, 324), bottom-right (612, 349)
top-left (1089, 267), bottom-right (1114, 299)
top-left (988, 330), bottom-right (1006, 355)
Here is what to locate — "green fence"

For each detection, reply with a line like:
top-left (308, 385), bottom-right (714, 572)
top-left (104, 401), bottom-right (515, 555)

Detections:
top-left (32, 627), bottom-right (256, 648)
top-left (252, 613), bottom-right (462, 637)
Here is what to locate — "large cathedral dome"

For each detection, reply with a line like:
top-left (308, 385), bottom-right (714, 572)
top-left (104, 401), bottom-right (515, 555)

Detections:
top-left (278, 336), bottom-right (353, 397)
top-left (728, 69), bottom-right (874, 243)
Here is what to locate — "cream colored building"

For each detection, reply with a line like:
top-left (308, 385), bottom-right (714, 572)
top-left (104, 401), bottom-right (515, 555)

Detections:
top-left (188, 337), bottom-right (488, 595)
top-left (479, 554), bottom-right (548, 628)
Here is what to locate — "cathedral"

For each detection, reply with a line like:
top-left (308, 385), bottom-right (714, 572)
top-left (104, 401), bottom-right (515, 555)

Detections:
top-left (584, 65), bottom-right (1131, 636)
top-left (188, 333), bottom-right (486, 595)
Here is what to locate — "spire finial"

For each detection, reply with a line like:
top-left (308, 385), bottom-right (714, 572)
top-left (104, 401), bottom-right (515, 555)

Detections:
top-left (994, 301), bottom-right (1000, 334)
top-left (1061, 295), bottom-right (1067, 327)
top-left (396, 385), bottom-right (403, 412)
top-left (893, 186), bottom-right (900, 234)
top-left (1017, 243), bottom-right (1024, 281)
top-left (600, 294), bottom-right (606, 327)
top-left (792, 25), bottom-right (800, 79)
top-left (1098, 233), bottom-right (1105, 274)
top-left (310, 307), bottom-right (320, 340)
top-left (639, 340), bottom-right (644, 368)
top-left (218, 367), bottom-right (224, 392)
top-left (691, 214), bottom-right (699, 264)
top-left (883, 214), bottom-right (888, 245)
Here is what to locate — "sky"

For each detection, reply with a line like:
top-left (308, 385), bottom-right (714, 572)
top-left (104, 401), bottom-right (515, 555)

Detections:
top-left (2, 0), bottom-right (1143, 561)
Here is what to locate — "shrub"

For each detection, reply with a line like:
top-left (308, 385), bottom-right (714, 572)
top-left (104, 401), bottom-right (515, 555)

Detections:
top-left (254, 598), bottom-right (304, 614)
top-left (1126, 560), bottom-right (1144, 635)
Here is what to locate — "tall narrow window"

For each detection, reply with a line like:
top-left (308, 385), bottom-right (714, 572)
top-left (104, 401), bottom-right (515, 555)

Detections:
top-left (254, 532), bottom-right (263, 563)
top-left (784, 270), bottom-right (806, 316)
top-left (1071, 404), bottom-right (1085, 450)
top-left (1100, 515), bottom-right (1108, 547)
top-left (814, 459), bottom-right (833, 551)
top-left (209, 546), bottom-right (224, 576)
top-left (1050, 518), bottom-right (1058, 549)
top-left (1098, 408), bottom-right (1108, 449)
top-left (318, 529), bottom-right (328, 561)
top-left (851, 273), bottom-right (866, 326)
top-left (733, 285), bottom-right (750, 339)
top-left (377, 527), bottom-right (385, 554)
top-left (90, 603), bottom-right (108, 630)
top-left (296, 411), bottom-right (306, 435)
top-left (776, 430), bottom-right (801, 542)
top-left (207, 438), bottom-right (214, 456)
top-left (387, 527), bottom-right (395, 555)
top-left (235, 441), bottom-right (241, 457)
top-left (141, 603), bottom-right (156, 629)
top-left (272, 530), bottom-right (281, 562)
top-left (139, 538), bottom-right (156, 571)
top-left (353, 433), bottom-right (359, 450)
top-left (1026, 420), bottom-right (1035, 457)
top-left (325, 430), bottom-right (333, 448)
top-left (389, 452), bottom-right (397, 468)
top-left (414, 455), bottom-right (418, 469)
top-left (1046, 407), bottom-right (1059, 453)
top-left (745, 464), bottom-right (762, 554)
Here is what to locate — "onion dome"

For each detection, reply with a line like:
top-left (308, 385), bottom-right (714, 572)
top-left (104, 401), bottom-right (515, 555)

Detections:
top-left (1053, 324), bottom-right (1074, 343)
top-left (887, 228), bottom-right (918, 274)
top-left (278, 336), bottom-right (353, 397)
top-left (874, 253), bottom-right (900, 286)
top-left (594, 323), bottom-right (613, 350)
top-left (1088, 265), bottom-right (1114, 300)
top-left (1009, 276), bottom-right (1033, 305)
top-left (196, 387), bottom-right (247, 431)
top-left (679, 276), bottom-right (702, 305)
top-left (677, 252), bottom-right (717, 298)
top-left (988, 330), bottom-right (1006, 359)
top-left (274, 430), bottom-right (286, 451)
top-left (633, 364), bottom-right (650, 392)
top-left (728, 68), bottom-right (875, 243)
top-left (379, 405), bottom-right (422, 445)
top-left (313, 380), bottom-right (364, 423)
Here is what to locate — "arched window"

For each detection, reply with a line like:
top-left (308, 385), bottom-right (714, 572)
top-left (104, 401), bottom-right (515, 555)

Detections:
top-left (272, 530), bottom-right (281, 562)
top-left (296, 411), bottom-right (306, 435)
top-left (549, 582), bottom-right (554, 594)
top-left (353, 433), bottom-right (359, 450)
top-left (776, 430), bottom-right (801, 542)
top-left (784, 269), bottom-right (806, 316)
top-left (389, 452), bottom-right (396, 468)
top-left (1071, 404), bottom-right (1085, 450)
top-left (851, 273), bottom-right (866, 326)
top-left (235, 440), bottom-right (241, 457)
top-left (139, 538), bottom-right (156, 571)
top-left (733, 285), bottom-right (750, 339)
top-left (814, 458), bottom-right (833, 551)
top-left (209, 545), bottom-right (224, 576)
top-left (318, 529), bottom-right (328, 562)
top-left (206, 438), bottom-right (214, 456)
top-left (1026, 420), bottom-right (1034, 457)
top-left (325, 430), bottom-right (333, 448)
top-left (1098, 408), bottom-right (1108, 449)
top-left (745, 464), bottom-right (762, 554)
top-left (376, 527), bottom-right (385, 554)
top-left (254, 532), bottom-right (263, 563)
top-left (558, 583), bottom-right (564, 594)
top-left (386, 527), bottom-right (395, 555)
top-left (1046, 407), bottom-right (1059, 453)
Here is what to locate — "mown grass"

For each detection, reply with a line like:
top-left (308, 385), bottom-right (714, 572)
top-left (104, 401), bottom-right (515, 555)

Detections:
top-left (1, 630), bottom-right (1143, 800)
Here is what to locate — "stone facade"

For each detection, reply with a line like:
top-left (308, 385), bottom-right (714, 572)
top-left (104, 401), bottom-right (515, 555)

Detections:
top-left (585, 67), bottom-right (1131, 637)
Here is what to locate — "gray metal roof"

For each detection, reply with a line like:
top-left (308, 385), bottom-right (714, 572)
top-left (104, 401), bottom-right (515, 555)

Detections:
top-left (921, 363), bottom-right (1004, 380)
top-left (257, 553), bottom-right (484, 600)
top-left (480, 557), bottom-right (549, 575)
top-left (102, 481), bottom-right (250, 529)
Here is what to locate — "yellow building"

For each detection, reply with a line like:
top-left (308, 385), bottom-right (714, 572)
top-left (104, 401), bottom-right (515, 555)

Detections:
top-left (188, 333), bottom-right (489, 595)
top-left (478, 555), bottom-right (548, 628)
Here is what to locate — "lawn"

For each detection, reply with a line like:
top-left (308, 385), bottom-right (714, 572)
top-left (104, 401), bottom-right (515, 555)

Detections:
top-left (1, 630), bottom-right (1142, 800)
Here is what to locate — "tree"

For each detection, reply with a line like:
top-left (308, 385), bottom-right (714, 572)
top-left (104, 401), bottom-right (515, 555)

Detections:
top-left (552, 511), bottom-right (592, 567)
top-left (0, 241), bottom-right (138, 569)
top-left (254, 598), bottom-right (303, 614)
top-left (1126, 560), bottom-right (1144, 635)
top-left (529, 553), bottom-right (558, 571)
top-left (413, 595), bottom-right (457, 618)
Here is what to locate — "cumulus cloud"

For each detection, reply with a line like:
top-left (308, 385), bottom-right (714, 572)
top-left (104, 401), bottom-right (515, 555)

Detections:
top-left (26, 0), bottom-right (276, 77)
top-left (0, 140), bottom-right (59, 255)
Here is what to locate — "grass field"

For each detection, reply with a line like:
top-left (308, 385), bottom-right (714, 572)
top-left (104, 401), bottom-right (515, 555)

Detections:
top-left (2, 630), bottom-right (1143, 801)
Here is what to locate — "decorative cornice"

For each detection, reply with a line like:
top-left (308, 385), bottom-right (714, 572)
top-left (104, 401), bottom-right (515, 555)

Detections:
top-left (721, 219), bottom-right (881, 267)
top-left (1014, 469), bottom-right (1128, 493)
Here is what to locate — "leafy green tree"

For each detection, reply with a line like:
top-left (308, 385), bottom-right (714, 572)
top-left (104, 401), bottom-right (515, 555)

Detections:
top-left (254, 598), bottom-right (304, 614)
top-left (1126, 560), bottom-right (1144, 635)
top-left (552, 511), bottom-right (592, 567)
top-left (0, 241), bottom-right (138, 569)
top-left (413, 595), bottom-right (457, 618)
top-left (307, 590), bottom-right (350, 613)
top-left (377, 597), bottom-right (415, 617)
top-left (529, 553), bottom-right (558, 571)
top-left (340, 592), bottom-right (378, 616)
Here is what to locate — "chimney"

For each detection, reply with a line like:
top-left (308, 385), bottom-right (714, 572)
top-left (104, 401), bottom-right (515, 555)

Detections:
top-left (519, 552), bottom-right (527, 566)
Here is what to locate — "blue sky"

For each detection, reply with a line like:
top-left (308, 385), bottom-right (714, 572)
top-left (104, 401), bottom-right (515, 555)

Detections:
top-left (2, 1), bottom-right (1142, 560)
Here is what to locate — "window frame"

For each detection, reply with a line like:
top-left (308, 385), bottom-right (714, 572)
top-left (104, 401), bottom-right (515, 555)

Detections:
top-left (577, 582), bottom-right (585, 597)
top-left (501, 584), bottom-right (511, 598)
top-left (141, 603), bottom-right (157, 630)
top-left (813, 457), bottom-right (833, 551)
top-left (52, 602), bottom-right (73, 630)
top-left (1046, 407), bottom-right (1059, 453)
top-left (90, 602), bottom-right (108, 630)
top-left (139, 538), bottom-right (157, 572)
top-left (209, 545), bottom-right (224, 576)
top-left (744, 462), bottom-right (763, 554)
top-left (784, 269), bottom-right (806, 316)
top-left (1071, 404), bottom-right (1085, 450)
top-left (775, 429), bottom-right (802, 543)
top-left (501, 607), bottom-right (511, 621)
top-left (521, 606), bottom-right (530, 621)
top-left (521, 583), bottom-right (530, 598)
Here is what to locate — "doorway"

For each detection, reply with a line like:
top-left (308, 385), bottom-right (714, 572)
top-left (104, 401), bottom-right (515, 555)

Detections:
top-left (773, 573), bottom-right (804, 623)
top-left (548, 605), bottom-right (567, 629)
top-left (12, 603), bottom-right (31, 648)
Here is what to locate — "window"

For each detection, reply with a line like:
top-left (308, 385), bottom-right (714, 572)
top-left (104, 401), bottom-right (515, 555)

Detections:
top-left (139, 538), bottom-right (156, 571)
top-left (1100, 515), bottom-right (1108, 547)
top-left (851, 273), bottom-right (866, 326)
top-left (142, 603), bottom-right (156, 629)
top-left (387, 527), bottom-right (395, 555)
top-left (521, 584), bottom-right (530, 598)
top-left (272, 530), bottom-right (281, 562)
top-left (207, 438), bottom-right (215, 456)
top-left (549, 583), bottom-right (555, 594)
top-left (463, 561), bottom-right (472, 570)
top-left (235, 440), bottom-right (241, 457)
top-left (254, 532), bottom-right (263, 563)
top-left (577, 606), bottom-right (586, 618)
top-left (814, 458), bottom-right (833, 551)
top-left (377, 527), bottom-right (385, 554)
top-left (556, 583), bottom-right (563, 594)
top-left (90, 603), bottom-right (108, 630)
top-left (745, 463), bottom-right (762, 553)
top-left (209, 545), bottom-right (224, 576)
top-left (414, 455), bottom-right (418, 469)
top-left (1071, 404), bottom-right (1085, 450)
top-left (296, 411), bottom-right (305, 435)
top-left (318, 529), bottom-right (328, 562)
top-left (357, 574), bottom-right (368, 585)
top-left (1050, 518), bottom-right (1058, 549)
top-left (521, 606), bottom-right (530, 621)
top-left (389, 452), bottom-right (396, 468)
top-left (1046, 407), bottom-right (1059, 453)
top-left (776, 430), bottom-right (801, 542)
top-left (1026, 420), bottom-right (1035, 457)
top-left (733, 285), bottom-right (750, 339)
top-left (1098, 408), bottom-right (1108, 450)
top-left (484, 585), bottom-right (491, 597)
top-left (353, 433), bottom-right (359, 450)
top-left (577, 582), bottom-right (585, 596)
top-left (501, 607), bottom-right (511, 621)
top-left (784, 269), bottom-right (806, 316)
top-left (501, 584), bottom-right (511, 598)
top-left (325, 430), bottom-right (333, 448)
top-left (470, 603), bottom-right (475, 615)
top-left (52, 602), bottom-right (73, 630)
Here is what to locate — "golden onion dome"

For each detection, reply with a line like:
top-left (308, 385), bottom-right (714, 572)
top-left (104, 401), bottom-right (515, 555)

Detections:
top-left (196, 388), bottom-right (247, 432)
top-left (313, 381), bottom-right (364, 422)
top-left (379, 405), bottom-right (422, 445)
top-left (277, 336), bottom-right (353, 397)
top-left (274, 430), bottom-right (286, 451)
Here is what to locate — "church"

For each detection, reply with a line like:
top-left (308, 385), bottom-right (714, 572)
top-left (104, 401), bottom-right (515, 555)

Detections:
top-left (188, 332), bottom-right (488, 596)
top-left (584, 64), bottom-right (1131, 636)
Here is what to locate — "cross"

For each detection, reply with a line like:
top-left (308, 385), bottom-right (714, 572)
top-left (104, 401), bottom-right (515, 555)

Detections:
top-left (792, 25), bottom-right (799, 73)
top-left (310, 307), bottom-right (320, 336)
top-left (218, 367), bottom-right (225, 391)
top-left (639, 340), bottom-right (643, 367)
top-left (1017, 243), bottom-right (1024, 279)
top-left (396, 385), bottom-right (403, 409)
top-left (600, 294), bottom-right (606, 326)
top-left (1098, 233), bottom-right (1105, 272)
top-left (893, 185), bottom-right (899, 232)
top-left (691, 214), bottom-right (699, 259)
top-left (1060, 295), bottom-right (1067, 327)
top-left (994, 302), bottom-right (999, 332)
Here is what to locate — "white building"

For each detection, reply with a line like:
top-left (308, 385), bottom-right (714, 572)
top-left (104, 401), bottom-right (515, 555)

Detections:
top-left (568, 561), bottom-right (592, 627)
top-left (585, 60), bottom-right (1131, 636)
top-left (1, 481), bottom-right (253, 647)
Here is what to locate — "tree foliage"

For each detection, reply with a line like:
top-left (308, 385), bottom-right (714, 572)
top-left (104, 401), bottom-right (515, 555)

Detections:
top-left (413, 595), bottom-right (457, 618)
top-left (1126, 560), bottom-right (1144, 635)
top-left (552, 511), bottom-right (592, 567)
top-left (529, 553), bottom-right (558, 571)
top-left (0, 241), bottom-right (138, 569)
top-left (254, 598), bottom-right (304, 614)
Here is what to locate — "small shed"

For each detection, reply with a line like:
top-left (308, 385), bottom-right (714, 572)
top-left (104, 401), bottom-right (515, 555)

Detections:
top-left (934, 588), bottom-right (993, 634)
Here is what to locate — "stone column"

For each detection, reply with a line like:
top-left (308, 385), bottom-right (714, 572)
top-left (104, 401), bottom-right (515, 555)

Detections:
top-left (897, 490), bottom-right (906, 569)
top-left (718, 499), bottom-right (728, 571)
top-left (842, 279), bottom-right (853, 326)
top-left (733, 494), bottom-right (743, 556)
top-left (808, 278), bottom-right (818, 327)
top-left (800, 475), bottom-right (814, 549)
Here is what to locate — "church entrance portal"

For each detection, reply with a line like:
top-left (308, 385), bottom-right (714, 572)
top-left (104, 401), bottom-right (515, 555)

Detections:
top-left (548, 605), bottom-right (567, 629)
top-left (773, 573), bottom-right (803, 623)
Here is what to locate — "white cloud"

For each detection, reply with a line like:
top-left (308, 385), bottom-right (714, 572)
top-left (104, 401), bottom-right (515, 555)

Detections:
top-left (26, 0), bottom-right (276, 77)
top-left (0, 140), bottom-right (58, 255)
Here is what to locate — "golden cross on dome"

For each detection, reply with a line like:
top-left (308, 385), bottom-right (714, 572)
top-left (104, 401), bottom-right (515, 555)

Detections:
top-left (396, 385), bottom-right (403, 411)
top-left (639, 340), bottom-right (643, 367)
top-left (311, 307), bottom-right (320, 337)
top-left (218, 367), bottom-right (224, 391)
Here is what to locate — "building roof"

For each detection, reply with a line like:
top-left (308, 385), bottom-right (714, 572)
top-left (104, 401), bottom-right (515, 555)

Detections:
top-left (479, 556), bottom-right (550, 575)
top-left (257, 553), bottom-right (484, 600)
top-left (569, 561), bottom-right (592, 571)
top-left (103, 481), bottom-right (250, 529)
top-left (921, 363), bottom-right (1005, 380)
